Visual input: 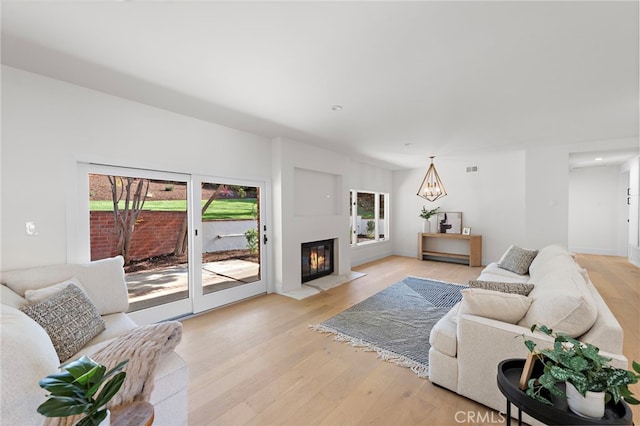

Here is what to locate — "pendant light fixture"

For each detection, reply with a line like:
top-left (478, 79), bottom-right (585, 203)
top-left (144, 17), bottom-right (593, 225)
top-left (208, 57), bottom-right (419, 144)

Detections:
top-left (417, 156), bottom-right (447, 201)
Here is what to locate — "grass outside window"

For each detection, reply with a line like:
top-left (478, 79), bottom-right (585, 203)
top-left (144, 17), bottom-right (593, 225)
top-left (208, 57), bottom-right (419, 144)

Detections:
top-left (90, 198), bottom-right (257, 220)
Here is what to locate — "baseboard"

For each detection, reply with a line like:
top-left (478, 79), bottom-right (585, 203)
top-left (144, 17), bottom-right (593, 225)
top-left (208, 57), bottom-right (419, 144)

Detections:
top-left (568, 246), bottom-right (618, 256)
top-left (629, 244), bottom-right (640, 267)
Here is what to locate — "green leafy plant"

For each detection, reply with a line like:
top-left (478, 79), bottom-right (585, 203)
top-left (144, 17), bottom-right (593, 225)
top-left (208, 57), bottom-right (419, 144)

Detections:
top-left (523, 324), bottom-right (640, 406)
top-left (419, 206), bottom-right (439, 220)
top-left (366, 220), bottom-right (375, 238)
top-left (245, 228), bottom-right (259, 254)
top-left (38, 355), bottom-right (128, 426)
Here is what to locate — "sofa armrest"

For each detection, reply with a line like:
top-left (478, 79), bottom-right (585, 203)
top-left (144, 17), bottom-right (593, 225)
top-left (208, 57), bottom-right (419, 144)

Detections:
top-left (455, 314), bottom-right (628, 413)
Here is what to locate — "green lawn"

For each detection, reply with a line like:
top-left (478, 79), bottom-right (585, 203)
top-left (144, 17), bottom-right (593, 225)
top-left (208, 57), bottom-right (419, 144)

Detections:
top-left (90, 198), bottom-right (257, 220)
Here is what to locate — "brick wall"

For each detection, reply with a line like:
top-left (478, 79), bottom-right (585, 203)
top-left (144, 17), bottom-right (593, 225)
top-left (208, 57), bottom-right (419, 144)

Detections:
top-left (90, 211), bottom-right (186, 261)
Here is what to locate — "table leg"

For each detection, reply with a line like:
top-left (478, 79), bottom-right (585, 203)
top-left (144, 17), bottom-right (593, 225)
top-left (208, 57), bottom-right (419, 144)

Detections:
top-left (517, 407), bottom-right (522, 426)
top-left (506, 400), bottom-right (511, 426)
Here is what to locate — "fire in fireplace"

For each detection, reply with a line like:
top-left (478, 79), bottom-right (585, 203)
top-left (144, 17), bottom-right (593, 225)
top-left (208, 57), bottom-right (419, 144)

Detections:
top-left (301, 239), bottom-right (334, 283)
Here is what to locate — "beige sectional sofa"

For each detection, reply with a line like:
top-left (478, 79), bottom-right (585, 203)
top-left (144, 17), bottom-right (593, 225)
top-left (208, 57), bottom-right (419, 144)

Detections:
top-left (0, 256), bottom-right (188, 426)
top-left (428, 244), bottom-right (628, 421)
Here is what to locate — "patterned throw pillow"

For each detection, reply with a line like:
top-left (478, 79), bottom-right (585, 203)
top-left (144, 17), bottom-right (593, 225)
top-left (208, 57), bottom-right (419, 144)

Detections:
top-left (20, 283), bottom-right (105, 362)
top-left (468, 280), bottom-right (534, 296)
top-left (498, 245), bottom-right (538, 275)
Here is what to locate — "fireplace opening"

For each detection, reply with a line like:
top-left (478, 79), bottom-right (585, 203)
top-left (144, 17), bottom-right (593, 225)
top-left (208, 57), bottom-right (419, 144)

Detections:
top-left (301, 239), bottom-right (334, 283)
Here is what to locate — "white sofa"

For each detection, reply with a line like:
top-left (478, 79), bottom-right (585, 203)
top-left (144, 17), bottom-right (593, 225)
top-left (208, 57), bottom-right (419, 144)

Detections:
top-left (428, 244), bottom-right (628, 422)
top-left (0, 256), bottom-right (188, 426)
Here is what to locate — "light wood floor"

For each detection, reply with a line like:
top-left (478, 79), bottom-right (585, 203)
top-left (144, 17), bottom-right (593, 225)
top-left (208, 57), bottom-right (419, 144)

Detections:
top-left (175, 254), bottom-right (640, 426)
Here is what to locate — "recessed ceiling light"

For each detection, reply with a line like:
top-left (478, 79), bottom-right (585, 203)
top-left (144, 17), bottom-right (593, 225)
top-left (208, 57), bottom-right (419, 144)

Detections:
top-left (331, 105), bottom-right (342, 111)
top-left (595, 157), bottom-right (604, 161)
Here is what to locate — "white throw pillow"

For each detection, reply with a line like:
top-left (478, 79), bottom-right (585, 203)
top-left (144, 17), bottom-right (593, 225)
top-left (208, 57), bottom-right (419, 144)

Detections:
top-left (459, 288), bottom-right (532, 324)
top-left (24, 277), bottom-right (86, 303)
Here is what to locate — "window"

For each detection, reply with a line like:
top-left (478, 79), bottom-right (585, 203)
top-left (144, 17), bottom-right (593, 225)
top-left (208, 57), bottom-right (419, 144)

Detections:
top-left (350, 190), bottom-right (389, 245)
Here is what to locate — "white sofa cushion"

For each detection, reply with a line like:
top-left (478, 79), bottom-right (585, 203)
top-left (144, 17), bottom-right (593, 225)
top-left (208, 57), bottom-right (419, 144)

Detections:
top-left (478, 263), bottom-right (529, 283)
top-left (528, 243), bottom-right (574, 277)
top-left (85, 312), bottom-right (140, 348)
top-left (1, 305), bottom-right (60, 426)
top-left (459, 288), bottom-right (532, 324)
top-left (429, 302), bottom-right (460, 357)
top-left (518, 265), bottom-right (598, 337)
top-left (1, 284), bottom-right (27, 309)
top-left (529, 253), bottom-right (577, 282)
top-left (1, 256), bottom-right (129, 315)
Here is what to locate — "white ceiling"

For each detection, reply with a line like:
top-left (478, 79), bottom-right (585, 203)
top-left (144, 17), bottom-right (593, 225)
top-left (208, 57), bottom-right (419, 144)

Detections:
top-left (2, 1), bottom-right (638, 170)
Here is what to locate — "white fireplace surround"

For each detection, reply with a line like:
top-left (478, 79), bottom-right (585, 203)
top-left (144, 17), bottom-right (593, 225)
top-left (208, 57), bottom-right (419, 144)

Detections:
top-left (272, 138), bottom-right (353, 298)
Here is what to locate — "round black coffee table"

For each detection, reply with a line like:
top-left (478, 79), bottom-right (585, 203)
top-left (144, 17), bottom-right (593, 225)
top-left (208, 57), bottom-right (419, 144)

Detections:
top-left (497, 358), bottom-right (633, 426)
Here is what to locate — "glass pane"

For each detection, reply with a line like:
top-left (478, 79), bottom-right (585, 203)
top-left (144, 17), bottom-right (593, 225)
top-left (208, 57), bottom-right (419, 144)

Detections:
top-left (89, 173), bottom-right (189, 312)
top-left (200, 182), bottom-right (261, 295)
top-left (356, 192), bottom-right (376, 243)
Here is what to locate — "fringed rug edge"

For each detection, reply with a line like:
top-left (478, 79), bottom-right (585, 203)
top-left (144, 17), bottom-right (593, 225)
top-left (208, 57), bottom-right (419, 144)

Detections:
top-left (309, 323), bottom-right (429, 379)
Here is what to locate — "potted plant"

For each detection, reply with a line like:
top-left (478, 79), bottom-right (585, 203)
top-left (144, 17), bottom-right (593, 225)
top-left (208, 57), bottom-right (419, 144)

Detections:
top-left (523, 324), bottom-right (640, 418)
top-left (419, 206), bottom-right (439, 233)
top-left (38, 355), bottom-right (128, 426)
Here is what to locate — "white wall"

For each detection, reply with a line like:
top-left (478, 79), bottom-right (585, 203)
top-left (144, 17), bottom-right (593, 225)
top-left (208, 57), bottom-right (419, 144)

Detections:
top-left (568, 166), bottom-right (621, 255)
top-left (392, 151), bottom-right (526, 264)
top-left (524, 145), bottom-right (570, 249)
top-left (271, 137), bottom-right (351, 293)
top-left (1, 66), bottom-right (273, 270)
top-left (348, 161), bottom-right (393, 266)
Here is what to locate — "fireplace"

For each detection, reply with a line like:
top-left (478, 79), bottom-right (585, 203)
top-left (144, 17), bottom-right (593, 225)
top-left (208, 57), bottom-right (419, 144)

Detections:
top-left (301, 239), bottom-right (334, 283)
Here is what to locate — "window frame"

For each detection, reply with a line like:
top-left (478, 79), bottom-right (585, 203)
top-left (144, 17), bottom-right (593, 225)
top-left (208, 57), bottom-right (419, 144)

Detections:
top-left (349, 190), bottom-right (390, 246)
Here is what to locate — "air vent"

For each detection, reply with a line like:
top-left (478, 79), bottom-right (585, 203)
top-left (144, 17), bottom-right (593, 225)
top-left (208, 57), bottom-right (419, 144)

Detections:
top-left (466, 166), bottom-right (478, 173)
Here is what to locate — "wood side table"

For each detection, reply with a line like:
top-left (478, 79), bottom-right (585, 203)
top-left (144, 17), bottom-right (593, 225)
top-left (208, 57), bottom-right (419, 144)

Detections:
top-left (497, 358), bottom-right (632, 426)
top-left (417, 232), bottom-right (482, 266)
top-left (111, 401), bottom-right (154, 426)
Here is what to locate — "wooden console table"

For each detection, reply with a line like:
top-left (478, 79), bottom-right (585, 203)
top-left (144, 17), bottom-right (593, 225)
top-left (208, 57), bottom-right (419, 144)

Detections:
top-left (417, 232), bottom-right (482, 267)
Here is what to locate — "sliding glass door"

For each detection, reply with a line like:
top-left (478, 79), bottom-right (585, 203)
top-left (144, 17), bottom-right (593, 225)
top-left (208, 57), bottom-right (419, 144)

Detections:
top-left (192, 175), bottom-right (266, 313)
top-left (83, 165), bottom-right (267, 323)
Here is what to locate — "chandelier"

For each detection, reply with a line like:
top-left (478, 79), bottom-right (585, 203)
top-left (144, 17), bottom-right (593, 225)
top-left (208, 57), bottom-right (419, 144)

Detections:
top-left (417, 156), bottom-right (447, 202)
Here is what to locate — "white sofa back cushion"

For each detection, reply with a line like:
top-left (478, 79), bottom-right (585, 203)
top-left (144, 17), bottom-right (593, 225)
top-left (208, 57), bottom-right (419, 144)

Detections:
top-left (1, 304), bottom-right (60, 426)
top-left (1, 256), bottom-right (128, 315)
top-left (529, 244), bottom-right (574, 277)
top-left (518, 265), bottom-right (598, 337)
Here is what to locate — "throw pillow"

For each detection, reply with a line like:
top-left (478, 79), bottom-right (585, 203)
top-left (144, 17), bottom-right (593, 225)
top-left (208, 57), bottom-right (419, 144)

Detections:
top-left (24, 277), bottom-right (86, 304)
top-left (20, 283), bottom-right (105, 362)
top-left (459, 288), bottom-right (532, 324)
top-left (498, 245), bottom-right (538, 275)
top-left (468, 280), bottom-right (534, 296)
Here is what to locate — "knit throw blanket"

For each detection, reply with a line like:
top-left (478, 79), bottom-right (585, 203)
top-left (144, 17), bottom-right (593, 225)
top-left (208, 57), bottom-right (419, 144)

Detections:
top-left (45, 321), bottom-right (182, 426)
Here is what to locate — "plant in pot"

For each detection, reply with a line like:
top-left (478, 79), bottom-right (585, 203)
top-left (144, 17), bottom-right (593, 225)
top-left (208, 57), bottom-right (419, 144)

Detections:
top-left (38, 355), bottom-right (128, 426)
top-left (523, 324), bottom-right (640, 418)
top-left (419, 206), bottom-right (439, 233)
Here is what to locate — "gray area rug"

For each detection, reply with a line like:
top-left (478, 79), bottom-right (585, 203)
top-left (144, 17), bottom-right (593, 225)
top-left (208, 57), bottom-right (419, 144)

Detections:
top-left (311, 276), bottom-right (466, 378)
